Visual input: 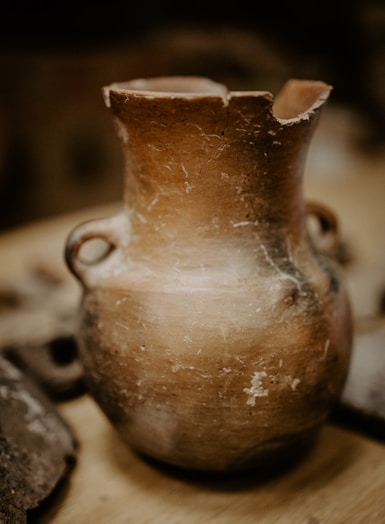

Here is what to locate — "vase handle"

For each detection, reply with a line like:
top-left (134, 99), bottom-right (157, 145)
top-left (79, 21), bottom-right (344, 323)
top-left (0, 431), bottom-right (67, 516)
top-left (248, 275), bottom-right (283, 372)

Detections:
top-left (65, 216), bottom-right (119, 285)
top-left (305, 201), bottom-right (339, 258)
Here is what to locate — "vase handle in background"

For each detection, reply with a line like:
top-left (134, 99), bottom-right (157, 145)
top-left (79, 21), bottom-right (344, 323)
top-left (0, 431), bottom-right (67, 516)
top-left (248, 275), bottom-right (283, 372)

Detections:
top-left (65, 217), bottom-right (119, 285)
top-left (305, 201), bottom-right (339, 258)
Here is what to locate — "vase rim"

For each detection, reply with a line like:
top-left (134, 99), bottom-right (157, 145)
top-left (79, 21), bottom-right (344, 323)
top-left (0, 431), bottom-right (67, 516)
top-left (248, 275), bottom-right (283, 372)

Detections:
top-left (103, 76), bottom-right (332, 123)
top-left (104, 76), bottom-right (229, 98)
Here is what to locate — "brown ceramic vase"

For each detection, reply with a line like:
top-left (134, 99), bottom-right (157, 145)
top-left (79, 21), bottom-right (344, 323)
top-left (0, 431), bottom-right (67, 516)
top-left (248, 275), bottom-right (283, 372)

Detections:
top-left (65, 76), bottom-right (352, 472)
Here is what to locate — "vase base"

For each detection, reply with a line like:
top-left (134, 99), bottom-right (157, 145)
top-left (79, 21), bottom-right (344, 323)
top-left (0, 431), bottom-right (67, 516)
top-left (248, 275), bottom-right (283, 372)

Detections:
top-left (130, 427), bottom-right (320, 476)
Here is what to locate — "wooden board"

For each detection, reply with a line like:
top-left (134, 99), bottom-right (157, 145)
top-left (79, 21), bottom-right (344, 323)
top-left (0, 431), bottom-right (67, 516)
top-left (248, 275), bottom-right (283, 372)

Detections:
top-left (39, 395), bottom-right (385, 524)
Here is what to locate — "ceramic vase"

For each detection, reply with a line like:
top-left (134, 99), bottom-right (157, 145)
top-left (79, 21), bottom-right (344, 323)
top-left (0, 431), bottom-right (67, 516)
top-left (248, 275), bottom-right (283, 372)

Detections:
top-left (65, 76), bottom-right (352, 472)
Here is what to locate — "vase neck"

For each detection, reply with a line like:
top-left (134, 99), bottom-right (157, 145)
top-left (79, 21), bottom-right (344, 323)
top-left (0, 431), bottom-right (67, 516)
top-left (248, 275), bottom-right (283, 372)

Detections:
top-left (120, 137), bottom-right (307, 249)
top-left (104, 77), bottom-right (331, 246)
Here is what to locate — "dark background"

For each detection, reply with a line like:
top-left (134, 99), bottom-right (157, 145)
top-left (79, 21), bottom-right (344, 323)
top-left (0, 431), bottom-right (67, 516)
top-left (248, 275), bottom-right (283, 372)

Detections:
top-left (1, 0), bottom-right (384, 230)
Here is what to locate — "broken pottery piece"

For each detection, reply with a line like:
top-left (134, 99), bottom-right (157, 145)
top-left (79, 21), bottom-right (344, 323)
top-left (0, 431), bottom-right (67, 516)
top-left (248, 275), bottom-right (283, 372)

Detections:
top-left (65, 76), bottom-right (352, 472)
top-left (0, 356), bottom-right (77, 523)
top-left (0, 265), bottom-right (83, 399)
top-left (340, 317), bottom-right (385, 427)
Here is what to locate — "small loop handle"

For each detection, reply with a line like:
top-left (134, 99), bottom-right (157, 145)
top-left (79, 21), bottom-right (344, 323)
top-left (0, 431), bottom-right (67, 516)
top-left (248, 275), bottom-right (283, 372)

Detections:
top-left (65, 217), bottom-right (119, 284)
top-left (305, 201), bottom-right (339, 258)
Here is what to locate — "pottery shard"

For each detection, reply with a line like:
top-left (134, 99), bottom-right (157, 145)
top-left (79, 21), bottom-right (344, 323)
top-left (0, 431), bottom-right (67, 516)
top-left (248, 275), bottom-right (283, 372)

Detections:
top-left (340, 318), bottom-right (385, 426)
top-left (0, 264), bottom-right (83, 399)
top-left (0, 356), bottom-right (77, 523)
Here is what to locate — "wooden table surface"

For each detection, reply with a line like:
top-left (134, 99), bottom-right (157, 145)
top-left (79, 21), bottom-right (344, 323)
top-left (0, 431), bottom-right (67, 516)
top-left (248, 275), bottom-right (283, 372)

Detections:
top-left (1, 110), bottom-right (385, 523)
top-left (42, 395), bottom-right (385, 524)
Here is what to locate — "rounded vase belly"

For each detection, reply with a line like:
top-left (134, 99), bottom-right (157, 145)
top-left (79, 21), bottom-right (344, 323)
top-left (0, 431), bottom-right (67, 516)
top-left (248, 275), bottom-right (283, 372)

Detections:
top-left (76, 266), bottom-right (351, 471)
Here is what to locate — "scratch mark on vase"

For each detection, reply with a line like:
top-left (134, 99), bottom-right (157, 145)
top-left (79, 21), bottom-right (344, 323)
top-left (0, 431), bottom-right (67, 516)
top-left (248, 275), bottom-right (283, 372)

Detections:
top-left (232, 221), bottom-right (252, 228)
top-left (286, 375), bottom-right (301, 390)
top-left (184, 181), bottom-right (194, 193)
top-left (260, 244), bottom-right (302, 291)
top-left (181, 163), bottom-right (189, 178)
top-left (321, 338), bottom-right (330, 360)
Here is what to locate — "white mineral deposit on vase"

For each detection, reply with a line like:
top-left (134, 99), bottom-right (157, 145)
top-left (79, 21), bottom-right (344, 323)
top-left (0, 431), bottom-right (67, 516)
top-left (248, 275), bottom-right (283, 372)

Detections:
top-left (244, 371), bottom-right (270, 405)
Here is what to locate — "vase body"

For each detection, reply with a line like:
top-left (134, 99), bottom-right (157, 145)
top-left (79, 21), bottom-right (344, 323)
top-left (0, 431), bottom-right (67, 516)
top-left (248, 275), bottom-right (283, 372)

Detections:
top-left (65, 76), bottom-right (352, 472)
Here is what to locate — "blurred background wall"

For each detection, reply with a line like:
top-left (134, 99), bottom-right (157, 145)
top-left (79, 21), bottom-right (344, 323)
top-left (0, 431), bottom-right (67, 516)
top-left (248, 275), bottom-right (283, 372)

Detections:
top-left (0, 0), bottom-right (384, 230)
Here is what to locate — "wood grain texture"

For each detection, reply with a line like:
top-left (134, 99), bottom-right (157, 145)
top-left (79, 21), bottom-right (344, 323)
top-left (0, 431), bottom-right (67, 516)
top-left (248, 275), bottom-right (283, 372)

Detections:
top-left (39, 395), bottom-right (385, 524)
